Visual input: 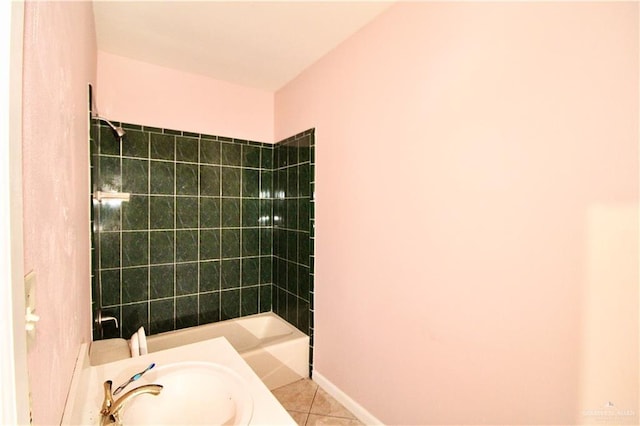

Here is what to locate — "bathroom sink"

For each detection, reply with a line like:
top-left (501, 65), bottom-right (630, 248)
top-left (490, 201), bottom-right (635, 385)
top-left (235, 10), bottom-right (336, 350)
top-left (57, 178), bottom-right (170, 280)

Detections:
top-left (120, 361), bottom-right (253, 425)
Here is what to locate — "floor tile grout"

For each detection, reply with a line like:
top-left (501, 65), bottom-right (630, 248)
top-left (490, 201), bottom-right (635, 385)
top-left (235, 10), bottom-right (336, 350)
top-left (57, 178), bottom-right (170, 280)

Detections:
top-left (272, 378), bottom-right (362, 426)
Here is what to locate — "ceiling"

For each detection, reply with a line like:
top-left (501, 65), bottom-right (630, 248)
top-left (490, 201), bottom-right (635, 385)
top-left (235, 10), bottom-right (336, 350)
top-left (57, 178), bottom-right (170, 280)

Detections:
top-left (93, 1), bottom-right (393, 91)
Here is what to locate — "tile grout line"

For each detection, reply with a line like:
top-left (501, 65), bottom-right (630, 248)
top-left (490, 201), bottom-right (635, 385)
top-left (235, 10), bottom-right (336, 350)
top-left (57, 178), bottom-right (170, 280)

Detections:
top-left (146, 130), bottom-right (152, 333)
top-left (172, 134), bottom-right (177, 330)
top-left (239, 146), bottom-right (243, 318)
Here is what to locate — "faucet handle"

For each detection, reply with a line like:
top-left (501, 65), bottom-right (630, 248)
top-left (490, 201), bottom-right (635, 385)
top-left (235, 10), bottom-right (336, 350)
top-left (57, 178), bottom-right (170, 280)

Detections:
top-left (100, 380), bottom-right (114, 415)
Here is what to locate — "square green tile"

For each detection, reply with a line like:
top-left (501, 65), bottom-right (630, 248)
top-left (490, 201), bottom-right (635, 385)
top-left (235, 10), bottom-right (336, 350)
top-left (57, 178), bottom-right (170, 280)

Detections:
top-left (260, 147), bottom-right (273, 169)
top-left (150, 299), bottom-right (175, 334)
top-left (122, 129), bottom-right (149, 158)
top-left (298, 200), bottom-right (310, 232)
top-left (221, 167), bottom-right (240, 197)
top-left (287, 199), bottom-right (298, 229)
top-left (122, 266), bottom-right (148, 303)
top-left (200, 139), bottom-right (221, 165)
top-left (121, 122), bottom-right (143, 131)
top-left (260, 256), bottom-right (272, 284)
top-left (99, 156), bottom-right (121, 191)
top-left (199, 292), bottom-right (220, 324)
top-left (298, 232), bottom-right (310, 266)
top-left (176, 197), bottom-right (198, 229)
top-left (298, 143), bottom-right (310, 164)
top-left (90, 160), bottom-right (98, 189)
top-left (176, 163), bottom-right (198, 195)
top-left (298, 266), bottom-right (310, 301)
top-left (123, 195), bottom-right (148, 231)
top-left (122, 158), bottom-right (148, 194)
top-left (221, 198), bottom-right (240, 227)
top-left (298, 163), bottom-right (310, 197)
top-left (100, 126), bottom-right (120, 155)
top-left (99, 203), bottom-right (120, 232)
top-left (241, 257), bottom-right (259, 286)
top-left (149, 196), bottom-right (174, 229)
top-left (286, 261), bottom-right (297, 293)
top-left (259, 284), bottom-right (272, 313)
top-left (259, 200), bottom-right (272, 227)
top-left (276, 258), bottom-right (286, 288)
top-left (260, 171), bottom-right (272, 198)
top-left (122, 232), bottom-right (148, 267)
top-left (221, 259), bottom-right (240, 289)
top-left (242, 199), bottom-right (259, 227)
top-left (273, 228), bottom-right (284, 258)
top-left (90, 123), bottom-right (99, 154)
top-left (271, 255), bottom-right (280, 285)
top-left (221, 229), bottom-right (240, 259)
top-left (287, 144), bottom-right (299, 167)
top-left (277, 287), bottom-right (288, 320)
top-left (242, 228), bottom-right (259, 257)
top-left (101, 269), bottom-right (120, 306)
top-left (176, 230), bottom-right (198, 262)
top-left (176, 295), bottom-right (198, 329)
top-left (242, 145), bottom-right (260, 168)
top-left (260, 228), bottom-right (272, 256)
top-left (275, 145), bottom-right (287, 168)
top-left (200, 197), bottom-right (220, 228)
top-left (199, 229), bottom-right (220, 260)
top-left (287, 166), bottom-right (299, 198)
top-left (221, 143), bottom-right (241, 166)
top-left (150, 133), bottom-right (175, 160)
top-left (241, 287), bottom-right (258, 316)
top-left (121, 303), bottom-right (148, 338)
top-left (274, 199), bottom-right (285, 229)
top-left (200, 165), bottom-right (220, 196)
top-left (286, 231), bottom-right (298, 263)
top-left (176, 136), bottom-right (199, 162)
top-left (242, 169), bottom-right (260, 198)
top-left (297, 300), bottom-right (310, 335)
top-left (150, 264), bottom-right (175, 298)
top-left (99, 233), bottom-right (120, 268)
top-left (286, 292), bottom-right (297, 325)
top-left (272, 287), bottom-right (282, 317)
top-left (176, 262), bottom-right (198, 295)
top-left (220, 289), bottom-right (240, 320)
top-left (199, 261), bottom-right (220, 292)
top-left (275, 169), bottom-right (286, 196)
top-left (150, 161), bottom-right (175, 195)
top-left (149, 231), bottom-right (174, 264)
top-left (200, 133), bottom-right (217, 141)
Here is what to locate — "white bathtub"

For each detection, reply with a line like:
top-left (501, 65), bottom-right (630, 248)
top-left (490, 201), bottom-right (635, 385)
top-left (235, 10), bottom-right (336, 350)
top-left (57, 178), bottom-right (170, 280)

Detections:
top-left (89, 312), bottom-right (309, 390)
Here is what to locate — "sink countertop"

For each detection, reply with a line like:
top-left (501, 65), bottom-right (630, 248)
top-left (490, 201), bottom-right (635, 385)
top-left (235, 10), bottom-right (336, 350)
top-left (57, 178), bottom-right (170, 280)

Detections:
top-left (62, 336), bottom-right (296, 425)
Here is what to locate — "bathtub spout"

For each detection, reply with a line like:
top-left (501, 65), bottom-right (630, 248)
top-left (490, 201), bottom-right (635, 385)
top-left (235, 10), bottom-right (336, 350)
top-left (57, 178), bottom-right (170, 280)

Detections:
top-left (100, 380), bottom-right (163, 426)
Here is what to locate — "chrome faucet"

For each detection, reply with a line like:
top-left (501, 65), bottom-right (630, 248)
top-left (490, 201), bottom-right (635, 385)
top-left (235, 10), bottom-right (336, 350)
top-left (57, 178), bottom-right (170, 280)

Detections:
top-left (100, 380), bottom-right (163, 426)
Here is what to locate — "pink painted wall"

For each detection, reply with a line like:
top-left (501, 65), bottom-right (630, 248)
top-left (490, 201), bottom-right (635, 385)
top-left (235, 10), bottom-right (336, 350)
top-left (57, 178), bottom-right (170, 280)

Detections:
top-left (276, 3), bottom-right (638, 425)
top-left (22, 1), bottom-right (96, 424)
top-left (96, 51), bottom-right (274, 142)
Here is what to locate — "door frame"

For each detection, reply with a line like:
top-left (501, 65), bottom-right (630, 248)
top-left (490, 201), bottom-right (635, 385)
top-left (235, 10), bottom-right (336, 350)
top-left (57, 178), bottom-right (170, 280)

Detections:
top-left (1, 1), bottom-right (31, 424)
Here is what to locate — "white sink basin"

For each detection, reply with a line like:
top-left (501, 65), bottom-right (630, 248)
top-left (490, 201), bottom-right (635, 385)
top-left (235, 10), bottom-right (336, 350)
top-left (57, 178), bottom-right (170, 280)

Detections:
top-left (120, 361), bottom-right (253, 425)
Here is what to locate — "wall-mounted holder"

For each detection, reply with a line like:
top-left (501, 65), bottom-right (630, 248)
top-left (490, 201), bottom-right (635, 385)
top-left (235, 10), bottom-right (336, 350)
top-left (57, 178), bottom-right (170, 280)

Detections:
top-left (93, 191), bottom-right (130, 203)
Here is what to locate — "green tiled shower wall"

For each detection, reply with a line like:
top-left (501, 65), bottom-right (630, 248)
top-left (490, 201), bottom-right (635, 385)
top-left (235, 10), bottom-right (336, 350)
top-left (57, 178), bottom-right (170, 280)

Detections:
top-left (90, 120), bottom-right (280, 339)
top-left (272, 130), bottom-right (315, 370)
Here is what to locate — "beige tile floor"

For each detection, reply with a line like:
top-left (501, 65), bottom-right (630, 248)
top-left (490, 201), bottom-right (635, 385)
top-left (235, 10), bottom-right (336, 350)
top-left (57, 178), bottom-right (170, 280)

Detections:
top-left (271, 379), bottom-right (365, 426)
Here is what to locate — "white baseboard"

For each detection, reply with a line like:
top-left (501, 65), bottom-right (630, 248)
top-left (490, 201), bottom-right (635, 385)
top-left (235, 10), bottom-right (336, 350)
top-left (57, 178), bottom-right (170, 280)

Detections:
top-left (312, 370), bottom-right (384, 425)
